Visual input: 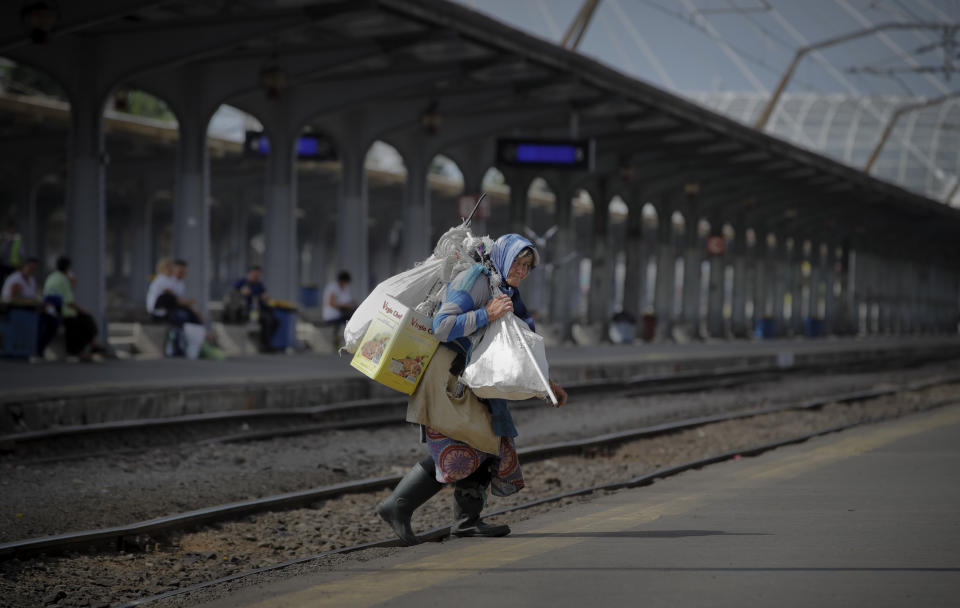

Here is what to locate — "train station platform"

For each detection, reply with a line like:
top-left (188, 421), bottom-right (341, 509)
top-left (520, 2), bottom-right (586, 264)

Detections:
top-left (1, 335), bottom-right (960, 433)
top-left (204, 402), bottom-right (960, 608)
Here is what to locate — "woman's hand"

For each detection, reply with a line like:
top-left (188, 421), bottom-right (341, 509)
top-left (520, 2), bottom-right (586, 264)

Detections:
top-left (549, 379), bottom-right (568, 407)
top-left (484, 294), bottom-right (513, 322)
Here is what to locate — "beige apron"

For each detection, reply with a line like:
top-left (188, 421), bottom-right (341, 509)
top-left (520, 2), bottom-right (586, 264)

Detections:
top-left (405, 345), bottom-right (500, 454)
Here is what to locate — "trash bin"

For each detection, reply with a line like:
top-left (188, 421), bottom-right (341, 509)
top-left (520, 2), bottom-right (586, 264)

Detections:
top-left (269, 306), bottom-right (297, 350)
top-left (754, 318), bottom-right (777, 339)
top-left (803, 317), bottom-right (823, 337)
top-left (641, 313), bottom-right (657, 342)
top-left (1, 306), bottom-right (39, 359)
top-left (299, 285), bottom-right (319, 308)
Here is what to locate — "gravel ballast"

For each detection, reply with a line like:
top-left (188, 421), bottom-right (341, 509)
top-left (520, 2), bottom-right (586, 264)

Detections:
top-left (0, 361), bottom-right (957, 607)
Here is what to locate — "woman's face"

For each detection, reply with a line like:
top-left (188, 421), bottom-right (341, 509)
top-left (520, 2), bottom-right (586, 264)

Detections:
top-left (505, 256), bottom-right (533, 287)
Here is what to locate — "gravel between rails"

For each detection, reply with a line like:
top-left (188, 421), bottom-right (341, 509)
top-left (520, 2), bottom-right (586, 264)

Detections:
top-left (0, 362), bottom-right (957, 607)
top-left (2, 362), bottom-right (956, 543)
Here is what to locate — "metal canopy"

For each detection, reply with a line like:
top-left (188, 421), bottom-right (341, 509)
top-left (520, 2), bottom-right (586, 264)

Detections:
top-left (2, 0), bottom-right (959, 256)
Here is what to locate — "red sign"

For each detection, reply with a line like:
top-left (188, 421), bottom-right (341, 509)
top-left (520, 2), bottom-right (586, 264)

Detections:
top-left (706, 235), bottom-right (726, 255)
top-left (458, 194), bottom-right (490, 221)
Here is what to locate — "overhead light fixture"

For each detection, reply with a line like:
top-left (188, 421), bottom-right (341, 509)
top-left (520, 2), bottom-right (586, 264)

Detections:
top-left (260, 48), bottom-right (286, 99)
top-left (113, 87), bottom-right (129, 112)
top-left (21, 0), bottom-right (59, 44)
top-left (421, 101), bottom-right (442, 135)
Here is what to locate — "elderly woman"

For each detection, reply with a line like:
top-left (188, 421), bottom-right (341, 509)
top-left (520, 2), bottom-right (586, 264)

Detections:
top-left (377, 233), bottom-right (567, 545)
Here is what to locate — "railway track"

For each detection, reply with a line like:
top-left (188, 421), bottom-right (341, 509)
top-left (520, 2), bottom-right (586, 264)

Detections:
top-left (3, 372), bottom-right (957, 563)
top-left (0, 352), bottom-right (942, 464)
top-left (112, 384), bottom-right (960, 607)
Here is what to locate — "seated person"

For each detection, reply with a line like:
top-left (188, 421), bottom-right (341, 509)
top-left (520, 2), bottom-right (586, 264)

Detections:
top-left (146, 258), bottom-right (201, 325)
top-left (230, 265), bottom-right (278, 350)
top-left (1, 257), bottom-right (56, 356)
top-left (42, 255), bottom-right (107, 360)
top-left (322, 271), bottom-right (356, 324)
top-left (1, 256), bottom-right (39, 301)
top-left (322, 271), bottom-right (356, 349)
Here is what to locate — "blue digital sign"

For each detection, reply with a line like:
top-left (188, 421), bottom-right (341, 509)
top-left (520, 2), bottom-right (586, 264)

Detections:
top-left (244, 131), bottom-right (336, 160)
top-left (497, 138), bottom-right (592, 170)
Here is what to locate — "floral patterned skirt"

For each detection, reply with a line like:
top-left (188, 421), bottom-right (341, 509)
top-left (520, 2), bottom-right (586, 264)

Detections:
top-left (424, 426), bottom-right (525, 497)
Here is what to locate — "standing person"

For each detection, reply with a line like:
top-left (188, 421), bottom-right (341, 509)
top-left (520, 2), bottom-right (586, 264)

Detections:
top-left (42, 255), bottom-right (107, 360)
top-left (0, 221), bottom-right (24, 286)
top-left (231, 265), bottom-right (278, 350)
top-left (376, 234), bottom-right (567, 545)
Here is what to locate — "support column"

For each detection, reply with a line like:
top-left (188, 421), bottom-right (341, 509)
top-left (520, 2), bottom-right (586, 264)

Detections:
top-left (17, 164), bottom-right (40, 261)
top-left (549, 180), bottom-right (575, 329)
top-left (338, 137), bottom-right (370, 295)
top-left (588, 187), bottom-right (611, 326)
top-left (173, 90), bottom-right (211, 319)
top-left (808, 241), bottom-right (823, 329)
top-left (110, 209), bottom-right (127, 288)
top-left (129, 192), bottom-right (154, 307)
top-left (653, 200), bottom-right (677, 340)
top-left (263, 129), bottom-right (299, 304)
top-left (730, 218), bottom-right (748, 338)
top-left (789, 238), bottom-right (804, 336)
top-left (679, 201), bottom-right (701, 336)
top-left (65, 85), bottom-right (107, 339)
top-left (752, 224), bottom-right (769, 335)
top-left (770, 233), bottom-right (786, 334)
top-left (706, 220), bottom-right (725, 338)
top-left (507, 170), bottom-right (530, 234)
top-left (838, 240), bottom-right (854, 335)
top-left (622, 196), bottom-right (645, 319)
top-left (402, 150), bottom-right (430, 269)
top-left (227, 193), bottom-right (249, 283)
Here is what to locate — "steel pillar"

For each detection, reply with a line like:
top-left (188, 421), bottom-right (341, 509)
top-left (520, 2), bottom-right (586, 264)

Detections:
top-left (706, 220), bottom-right (725, 338)
top-left (262, 128), bottom-right (299, 304)
top-left (66, 85), bottom-right (107, 339)
top-left (653, 199), bottom-right (677, 340)
top-left (173, 87), bottom-right (211, 320)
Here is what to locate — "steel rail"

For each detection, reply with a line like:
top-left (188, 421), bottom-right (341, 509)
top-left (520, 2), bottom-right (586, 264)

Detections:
top-left (2, 373), bottom-right (957, 561)
top-left (117, 394), bottom-right (960, 608)
top-left (0, 364), bottom-right (788, 459)
top-left (2, 351), bottom-right (944, 455)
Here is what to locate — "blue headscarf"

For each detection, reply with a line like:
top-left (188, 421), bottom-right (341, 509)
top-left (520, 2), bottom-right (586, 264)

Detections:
top-left (488, 234), bottom-right (537, 332)
top-left (490, 234), bottom-right (539, 293)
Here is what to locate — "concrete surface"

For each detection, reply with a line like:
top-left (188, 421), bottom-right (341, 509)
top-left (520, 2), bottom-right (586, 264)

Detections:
top-left (203, 403), bottom-right (960, 608)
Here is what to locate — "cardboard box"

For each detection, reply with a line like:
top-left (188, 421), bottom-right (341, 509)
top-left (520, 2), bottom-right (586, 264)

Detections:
top-left (350, 295), bottom-right (439, 395)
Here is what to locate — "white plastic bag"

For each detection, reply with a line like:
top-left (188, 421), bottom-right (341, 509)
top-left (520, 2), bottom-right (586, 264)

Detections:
top-left (462, 313), bottom-right (553, 402)
top-left (342, 256), bottom-right (445, 353)
top-left (342, 225), bottom-right (492, 354)
top-left (183, 322), bottom-right (206, 360)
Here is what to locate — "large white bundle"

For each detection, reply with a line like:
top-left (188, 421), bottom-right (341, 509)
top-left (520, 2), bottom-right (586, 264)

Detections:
top-left (342, 256), bottom-right (444, 353)
top-left (343, 225), bottom-right (490, 353)
top-left (462, 313), bottom-right (552, 402)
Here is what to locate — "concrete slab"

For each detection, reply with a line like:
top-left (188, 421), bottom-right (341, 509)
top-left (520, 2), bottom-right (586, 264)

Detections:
top-left (1, 335), bottom-right (959, 433)
top-left (203, 403), bottom-right (960, 608)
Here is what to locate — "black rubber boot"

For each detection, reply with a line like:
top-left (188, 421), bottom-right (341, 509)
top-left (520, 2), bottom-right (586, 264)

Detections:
top-left (451, 478), bottom-right (510, 538)
top-left (376, 461), bottom-right (444, 545)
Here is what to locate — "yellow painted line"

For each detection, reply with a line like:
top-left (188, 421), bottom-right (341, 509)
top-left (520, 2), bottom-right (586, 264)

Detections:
top-left (750, 405), bottom-right (960, 482)
top-left (251, 404), bottom-right (960, 608)
top-left (250, 496), bottom-right (700, 608)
